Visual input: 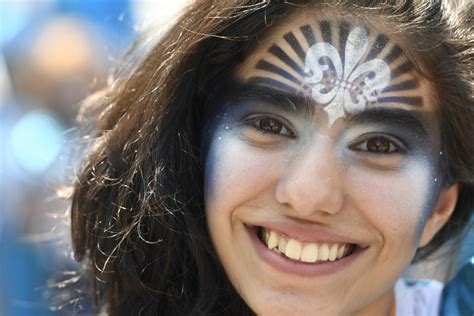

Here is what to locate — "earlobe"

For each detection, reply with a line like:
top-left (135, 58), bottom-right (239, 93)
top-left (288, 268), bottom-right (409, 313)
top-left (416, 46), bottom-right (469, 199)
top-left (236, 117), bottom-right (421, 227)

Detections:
top-left (418, 183), bottom-right (461, 248)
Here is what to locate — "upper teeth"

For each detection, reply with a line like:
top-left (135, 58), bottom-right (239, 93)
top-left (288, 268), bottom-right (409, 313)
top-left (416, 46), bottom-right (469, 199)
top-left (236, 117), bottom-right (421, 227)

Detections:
top-left (263, 229), bottom-right (351, 263)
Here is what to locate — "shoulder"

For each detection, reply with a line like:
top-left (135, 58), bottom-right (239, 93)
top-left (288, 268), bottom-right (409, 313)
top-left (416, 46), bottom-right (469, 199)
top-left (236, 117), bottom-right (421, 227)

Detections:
top-left (440, 259), bottom-right (474, 316)
top-left (395, 278), bottom-right (444, 316)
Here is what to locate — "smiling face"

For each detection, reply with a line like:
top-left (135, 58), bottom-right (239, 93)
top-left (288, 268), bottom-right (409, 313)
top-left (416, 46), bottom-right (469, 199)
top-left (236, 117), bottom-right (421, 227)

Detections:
top-left (203, 15), bottom-right (451, 316)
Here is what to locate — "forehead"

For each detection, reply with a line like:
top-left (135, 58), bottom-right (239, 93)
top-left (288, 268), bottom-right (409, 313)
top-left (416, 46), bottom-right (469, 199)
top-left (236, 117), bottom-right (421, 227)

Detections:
top-left (235, 15), bottom-right (437, 124)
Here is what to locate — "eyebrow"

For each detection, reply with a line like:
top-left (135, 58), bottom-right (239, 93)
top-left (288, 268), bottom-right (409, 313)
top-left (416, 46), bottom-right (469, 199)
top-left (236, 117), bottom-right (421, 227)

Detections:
top-left (229, 83), bottom-right (432, 138)
top-left (346, 107), bottom-right (431, 139)
top-left (231, 83), bottom-right (314, 116)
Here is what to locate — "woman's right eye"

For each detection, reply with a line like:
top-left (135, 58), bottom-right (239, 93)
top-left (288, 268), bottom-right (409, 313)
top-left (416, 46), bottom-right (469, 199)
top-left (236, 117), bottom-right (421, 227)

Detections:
top-left (247, 116), bottom-right (295, 137)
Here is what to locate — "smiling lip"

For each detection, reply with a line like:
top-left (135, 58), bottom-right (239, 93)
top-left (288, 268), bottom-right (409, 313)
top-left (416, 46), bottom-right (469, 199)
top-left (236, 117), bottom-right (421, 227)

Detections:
top-left (253, 221), bottom-right (368, 246)
top-left (246, 223), bottom-right (367, 277)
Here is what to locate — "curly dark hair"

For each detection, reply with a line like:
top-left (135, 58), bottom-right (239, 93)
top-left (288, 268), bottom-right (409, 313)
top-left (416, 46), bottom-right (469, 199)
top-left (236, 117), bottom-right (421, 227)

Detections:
top-left (71, 0), bottom-right (473, 314)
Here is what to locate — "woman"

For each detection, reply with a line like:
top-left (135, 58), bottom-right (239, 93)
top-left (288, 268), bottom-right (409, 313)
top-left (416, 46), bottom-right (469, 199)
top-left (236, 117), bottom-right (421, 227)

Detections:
top-left (71, 0), bottom-right (473, 315)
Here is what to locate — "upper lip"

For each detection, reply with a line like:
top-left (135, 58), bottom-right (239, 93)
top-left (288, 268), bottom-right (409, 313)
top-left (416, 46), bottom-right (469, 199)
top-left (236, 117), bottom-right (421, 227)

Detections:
top-left (249, 220), bottom-right (368, 247)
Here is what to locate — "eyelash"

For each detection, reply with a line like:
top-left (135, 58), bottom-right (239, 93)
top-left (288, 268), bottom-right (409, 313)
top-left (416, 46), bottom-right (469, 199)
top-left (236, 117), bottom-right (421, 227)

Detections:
top-left (242, 115), bottom-right (405, 155)
top-left (243, 115), bottom-right (295, 137)
top-left (349, 134), bottom-right (404, 155)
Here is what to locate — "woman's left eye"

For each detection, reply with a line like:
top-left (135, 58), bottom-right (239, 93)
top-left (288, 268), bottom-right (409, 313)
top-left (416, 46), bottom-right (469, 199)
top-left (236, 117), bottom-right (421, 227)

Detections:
top-left (351, 136), bottom-right (401, 154)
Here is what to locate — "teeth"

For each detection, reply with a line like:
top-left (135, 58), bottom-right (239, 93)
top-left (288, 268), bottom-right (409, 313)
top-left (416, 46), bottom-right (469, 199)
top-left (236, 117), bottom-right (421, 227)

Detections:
top-left (267, 231), bottom-right (279, 249)
top-left (329, 244), bottom-right (338, 261)
top-left (262, 228), bottom-right (353, 263)
top-left (344, 244), bottom-right (354, 257)
top-left (318, 244), bottom-right (329, 261)
top-left (337, 244), bottom-right (346, 259)
top-left (285, 239), bottom-right (302, 260)
top-left (301, 243), bottom-right (318, 263)
top-left (278, 238), bottom-right (288, 253)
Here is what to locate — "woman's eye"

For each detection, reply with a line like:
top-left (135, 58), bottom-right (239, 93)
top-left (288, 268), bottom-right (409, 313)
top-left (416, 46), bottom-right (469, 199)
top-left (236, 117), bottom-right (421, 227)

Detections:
top-left (352, 136), bottom-right (400, 154)
top-left (251, 117), bottom-right (294, 137)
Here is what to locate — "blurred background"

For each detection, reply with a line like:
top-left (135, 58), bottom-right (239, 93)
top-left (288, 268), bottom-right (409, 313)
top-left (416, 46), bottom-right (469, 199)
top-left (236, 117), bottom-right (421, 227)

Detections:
top-left (0, 1), bottom-right (472, 315)
top-left (0, 0), bottom-right (189, 314)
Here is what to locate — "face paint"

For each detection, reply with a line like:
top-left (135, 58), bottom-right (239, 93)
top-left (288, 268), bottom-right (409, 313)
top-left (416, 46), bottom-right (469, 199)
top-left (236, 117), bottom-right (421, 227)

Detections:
top-left (304, 26), bottom-right (391, 125)
top-left (241, 21), bottom-right (423, 127)
top-left (204, 17), bottom-right (443, 316)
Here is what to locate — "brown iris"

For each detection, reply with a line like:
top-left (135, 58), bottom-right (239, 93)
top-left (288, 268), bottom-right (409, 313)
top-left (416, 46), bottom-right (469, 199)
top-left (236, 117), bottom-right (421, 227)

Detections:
top-left (367, 137), bottom-right (392, 153)
top-left (259, 118), bottom-right (283, 134)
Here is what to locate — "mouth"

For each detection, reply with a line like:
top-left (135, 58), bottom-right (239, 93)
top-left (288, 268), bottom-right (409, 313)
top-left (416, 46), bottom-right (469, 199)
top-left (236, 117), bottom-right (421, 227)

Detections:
top-left (256, 226), bottom-right (357, 263)
top-left (253, 226), bottom-right (366, 266)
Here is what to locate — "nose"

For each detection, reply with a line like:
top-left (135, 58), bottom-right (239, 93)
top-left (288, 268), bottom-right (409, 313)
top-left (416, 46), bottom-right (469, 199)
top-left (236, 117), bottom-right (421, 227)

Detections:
top-left (275, 137), bottom-right (345, 217)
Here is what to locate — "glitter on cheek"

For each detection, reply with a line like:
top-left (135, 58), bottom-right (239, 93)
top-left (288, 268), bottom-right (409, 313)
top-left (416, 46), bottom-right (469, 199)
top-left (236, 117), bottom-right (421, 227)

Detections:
top-left (203, 131), bottom-right (242, 207)
top-left (409, 160), bottom-right (444, 235)
top-left (395, 160), bottom-right (433, 226)
top-left (201, 104), bottom-right (241, 163)
top-left (202, 94), bottom-right (300, 211)
top-left (403, 160), bottom-right (436, 223)
top-left (202, 120), bottom-right (240, 202)
top-left (202, 108), bottom-right (275, 205)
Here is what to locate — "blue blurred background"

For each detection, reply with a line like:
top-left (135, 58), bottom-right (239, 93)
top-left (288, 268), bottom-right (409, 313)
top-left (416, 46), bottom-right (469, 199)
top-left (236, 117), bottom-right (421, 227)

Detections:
top-left (0, 1), bottom-right (472, 315)
top-left (0, 1), bottom-right (189, 314)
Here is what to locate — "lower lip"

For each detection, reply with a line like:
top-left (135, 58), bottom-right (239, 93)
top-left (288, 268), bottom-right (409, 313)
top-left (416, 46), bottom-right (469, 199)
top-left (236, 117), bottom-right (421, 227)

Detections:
top-left (247, 225), bottom-right (366, 277)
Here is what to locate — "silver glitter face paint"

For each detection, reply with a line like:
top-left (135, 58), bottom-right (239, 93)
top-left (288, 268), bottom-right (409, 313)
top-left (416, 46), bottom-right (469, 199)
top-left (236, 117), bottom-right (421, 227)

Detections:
top-left (239, 20), bottom-right (424, 127)
top-left (304, 27), bottom-right (391, 125)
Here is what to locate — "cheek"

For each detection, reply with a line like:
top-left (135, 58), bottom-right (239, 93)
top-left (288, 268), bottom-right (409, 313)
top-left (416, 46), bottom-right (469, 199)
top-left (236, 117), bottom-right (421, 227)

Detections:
top-left (203, 130), bottom-right (279, 220)
top-left (347, 160), bottom-right (437, 241)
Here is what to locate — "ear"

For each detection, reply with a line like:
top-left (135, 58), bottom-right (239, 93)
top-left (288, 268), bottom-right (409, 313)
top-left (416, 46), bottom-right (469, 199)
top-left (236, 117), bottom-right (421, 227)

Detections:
top-left (418, 183), bottom-right (461, 247)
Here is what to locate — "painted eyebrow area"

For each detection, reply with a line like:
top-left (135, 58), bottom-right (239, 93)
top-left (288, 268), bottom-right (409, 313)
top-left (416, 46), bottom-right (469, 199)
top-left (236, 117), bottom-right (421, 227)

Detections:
top-left (239, 19), bottom-right (427, 128)
top-left (346, 107), bottom-right (431, 139)
top-left (231, 84), bottom-right (314, 116)
top-left (230, 83), bottom-right (433, 140)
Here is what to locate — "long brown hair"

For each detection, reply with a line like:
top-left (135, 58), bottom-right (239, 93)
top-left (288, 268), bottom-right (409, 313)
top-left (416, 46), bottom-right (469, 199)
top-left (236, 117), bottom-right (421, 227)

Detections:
top-left (71, 1), bottom-right (473, 314)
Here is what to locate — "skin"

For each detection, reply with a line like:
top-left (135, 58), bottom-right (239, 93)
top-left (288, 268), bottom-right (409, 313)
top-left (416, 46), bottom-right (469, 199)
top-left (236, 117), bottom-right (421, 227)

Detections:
top-left (204, 16), bottom-right (459, 316)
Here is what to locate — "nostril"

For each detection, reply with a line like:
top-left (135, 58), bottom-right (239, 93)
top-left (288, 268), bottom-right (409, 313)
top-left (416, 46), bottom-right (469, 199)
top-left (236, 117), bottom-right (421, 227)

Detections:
top-left (275, 173), bottom-right (345, 217)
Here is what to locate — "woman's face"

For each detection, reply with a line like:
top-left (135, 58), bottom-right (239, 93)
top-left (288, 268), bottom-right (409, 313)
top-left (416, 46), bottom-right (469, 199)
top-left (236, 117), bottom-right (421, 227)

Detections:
top-left (204, 16), bottom-right (447, 315)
